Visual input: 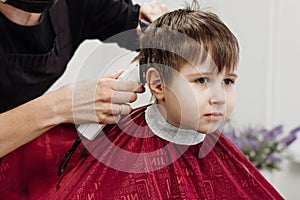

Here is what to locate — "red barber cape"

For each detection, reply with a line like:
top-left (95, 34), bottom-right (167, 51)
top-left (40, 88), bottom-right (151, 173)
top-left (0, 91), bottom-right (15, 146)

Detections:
top-left (0, 106), bottom-right (284, 199)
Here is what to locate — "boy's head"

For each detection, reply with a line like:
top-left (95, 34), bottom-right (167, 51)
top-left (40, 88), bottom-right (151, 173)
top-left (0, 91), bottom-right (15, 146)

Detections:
top-left (137, 7), bottom-right (239, 134)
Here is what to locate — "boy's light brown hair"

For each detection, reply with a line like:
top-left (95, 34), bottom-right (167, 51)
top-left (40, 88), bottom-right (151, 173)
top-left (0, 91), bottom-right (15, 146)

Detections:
top-left (135, 6), bottom-right (239, 84)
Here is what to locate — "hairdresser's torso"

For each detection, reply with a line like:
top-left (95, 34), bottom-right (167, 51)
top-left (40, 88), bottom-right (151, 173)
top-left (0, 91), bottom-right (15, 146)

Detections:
top-left (0, 0), bottom-right (139, 113)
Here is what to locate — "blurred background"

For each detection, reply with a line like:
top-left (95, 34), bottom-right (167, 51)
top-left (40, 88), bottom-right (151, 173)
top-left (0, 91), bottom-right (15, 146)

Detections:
top-left (49, 0), bottom-right (300, 199)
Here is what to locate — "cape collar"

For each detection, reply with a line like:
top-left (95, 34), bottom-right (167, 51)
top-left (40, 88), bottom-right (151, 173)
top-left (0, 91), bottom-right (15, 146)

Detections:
top-left (145, 104), bottom-right (205, 145)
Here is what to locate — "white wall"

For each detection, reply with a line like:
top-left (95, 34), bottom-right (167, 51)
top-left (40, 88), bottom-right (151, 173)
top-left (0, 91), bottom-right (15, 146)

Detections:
top-left (49, 0), bottom-right (300, 199)
top-left (270, 0), bottom-right (300, 198)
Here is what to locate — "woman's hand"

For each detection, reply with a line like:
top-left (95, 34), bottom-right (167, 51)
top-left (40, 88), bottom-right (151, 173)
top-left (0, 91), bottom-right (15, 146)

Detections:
top-left (51, 71), bottom-right (145, 125)
top-left (137, 1), bottom-right (168, 35)
top-left (139, 0), bottom-right (169, 22)
top-left (0, 71), bottom-right (144, 157)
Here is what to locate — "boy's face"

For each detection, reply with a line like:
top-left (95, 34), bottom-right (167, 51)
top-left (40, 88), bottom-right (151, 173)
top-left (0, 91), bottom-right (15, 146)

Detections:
top-left (159, 60), bottom-right (237, 134)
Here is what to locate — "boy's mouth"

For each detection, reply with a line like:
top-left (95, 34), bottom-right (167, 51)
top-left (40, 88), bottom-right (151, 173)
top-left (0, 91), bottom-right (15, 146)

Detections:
top-left (203, 113), bottom-right (223, 120)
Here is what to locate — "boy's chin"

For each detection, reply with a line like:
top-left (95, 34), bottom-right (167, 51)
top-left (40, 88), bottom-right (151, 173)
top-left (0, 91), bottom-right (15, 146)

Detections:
top-left (176, 121), bottom-right (222, 134)
top-left (195, 125), bottom-right (221, 134)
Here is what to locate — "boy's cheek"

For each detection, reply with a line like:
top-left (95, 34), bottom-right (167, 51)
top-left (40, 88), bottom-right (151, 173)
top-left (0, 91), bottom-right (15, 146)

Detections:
top-left (224, 99), bottom-right (235, 121)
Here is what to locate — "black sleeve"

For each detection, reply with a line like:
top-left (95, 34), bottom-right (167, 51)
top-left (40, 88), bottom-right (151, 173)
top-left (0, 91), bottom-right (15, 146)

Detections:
top-left (67, 0), bottom-right (140, 50)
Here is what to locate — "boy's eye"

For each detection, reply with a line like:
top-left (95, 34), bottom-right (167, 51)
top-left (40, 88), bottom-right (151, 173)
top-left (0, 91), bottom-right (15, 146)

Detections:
top-left (223, 78), bottom-right (235, 86)
top-left (196, 77), bottom-right (209, 84)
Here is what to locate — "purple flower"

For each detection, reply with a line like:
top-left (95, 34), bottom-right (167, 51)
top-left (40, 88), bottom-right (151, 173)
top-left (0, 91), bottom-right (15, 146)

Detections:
top-left (234, 139), bottom-right (246, 150)
top-left (225, 128), bottom-right (246, 149)
top-left (268, 155), bottom-right (282, 163)
top-left (263, 125), bottom-right (284, 141)
top-left (249, 137), bottom-right (259, 150)
top-left (281, 126), bottom-right (300, 147)
top-left (224, 124), bottom-right (300, 171)
top-left (225, 128), bottom-right (237, 140)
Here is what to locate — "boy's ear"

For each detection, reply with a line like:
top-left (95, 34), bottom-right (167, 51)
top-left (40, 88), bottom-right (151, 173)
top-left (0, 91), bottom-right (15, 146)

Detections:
top-left (146, 68), bottom-right (165, 100)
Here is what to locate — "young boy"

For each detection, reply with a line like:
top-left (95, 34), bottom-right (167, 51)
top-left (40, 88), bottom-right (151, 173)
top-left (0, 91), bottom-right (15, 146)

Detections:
top-left (0, 6), bottom-right (283, 200)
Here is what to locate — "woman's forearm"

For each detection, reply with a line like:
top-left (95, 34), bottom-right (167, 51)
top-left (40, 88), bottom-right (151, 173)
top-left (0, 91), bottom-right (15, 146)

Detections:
top-left (0, 92), bottom-right (62, 158)
top-left (0, 74), bottom-right (145, 158)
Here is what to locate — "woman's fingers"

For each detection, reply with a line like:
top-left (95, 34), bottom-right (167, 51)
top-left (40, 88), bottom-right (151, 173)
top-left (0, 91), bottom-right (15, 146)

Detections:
top-left (96, 103), bottom-right (132, 115)
top-left (103, 70), bottom-right (124, 79)
top-left (68, 71), bottom-right (145, 124)
top-left (113, 79), bottom-right (145, 93)
top-left (96, 78), bottom-right (145, 103)
top-left (98, 78), bottom-right (145, 92)
top-left (94, 103), bottom-right (131, 124)
top-left (111, 91), bottom-right (138, 104)
top-left (140, 0), bottom-right (169, 22)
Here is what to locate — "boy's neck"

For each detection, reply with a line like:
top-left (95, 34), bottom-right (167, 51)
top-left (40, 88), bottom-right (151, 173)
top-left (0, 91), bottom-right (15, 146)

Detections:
top-left (0, 2), bottom-right (42, 26)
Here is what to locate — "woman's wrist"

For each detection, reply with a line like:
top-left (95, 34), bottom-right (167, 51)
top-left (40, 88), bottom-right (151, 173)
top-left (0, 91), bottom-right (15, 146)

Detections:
top-left (41, 86), bottom-right (73, 126)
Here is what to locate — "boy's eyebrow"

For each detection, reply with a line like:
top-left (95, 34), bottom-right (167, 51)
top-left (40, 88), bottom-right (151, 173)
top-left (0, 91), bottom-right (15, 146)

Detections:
top-left (226, 73), bottom-right (238, 78)
top-left (185, 71), bottom-right (238, 78)
top-left (185, 72), bottom-right (214, 79)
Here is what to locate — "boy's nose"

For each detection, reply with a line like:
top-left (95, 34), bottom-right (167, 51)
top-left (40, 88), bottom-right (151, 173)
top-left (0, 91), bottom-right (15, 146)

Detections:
top-left (208, 84), bottom-right (225, 105)
top-left (209, 97), bottom-right (225, 105)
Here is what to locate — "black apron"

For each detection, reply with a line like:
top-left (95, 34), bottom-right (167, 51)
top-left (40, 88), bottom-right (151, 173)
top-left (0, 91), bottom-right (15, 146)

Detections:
top-left (0, 0), bottom-right (73, 113)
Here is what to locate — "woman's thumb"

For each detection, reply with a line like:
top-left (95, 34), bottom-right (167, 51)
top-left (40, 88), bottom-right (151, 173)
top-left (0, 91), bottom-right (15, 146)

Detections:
top-left (103, 70), bottom-right (124, 79)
